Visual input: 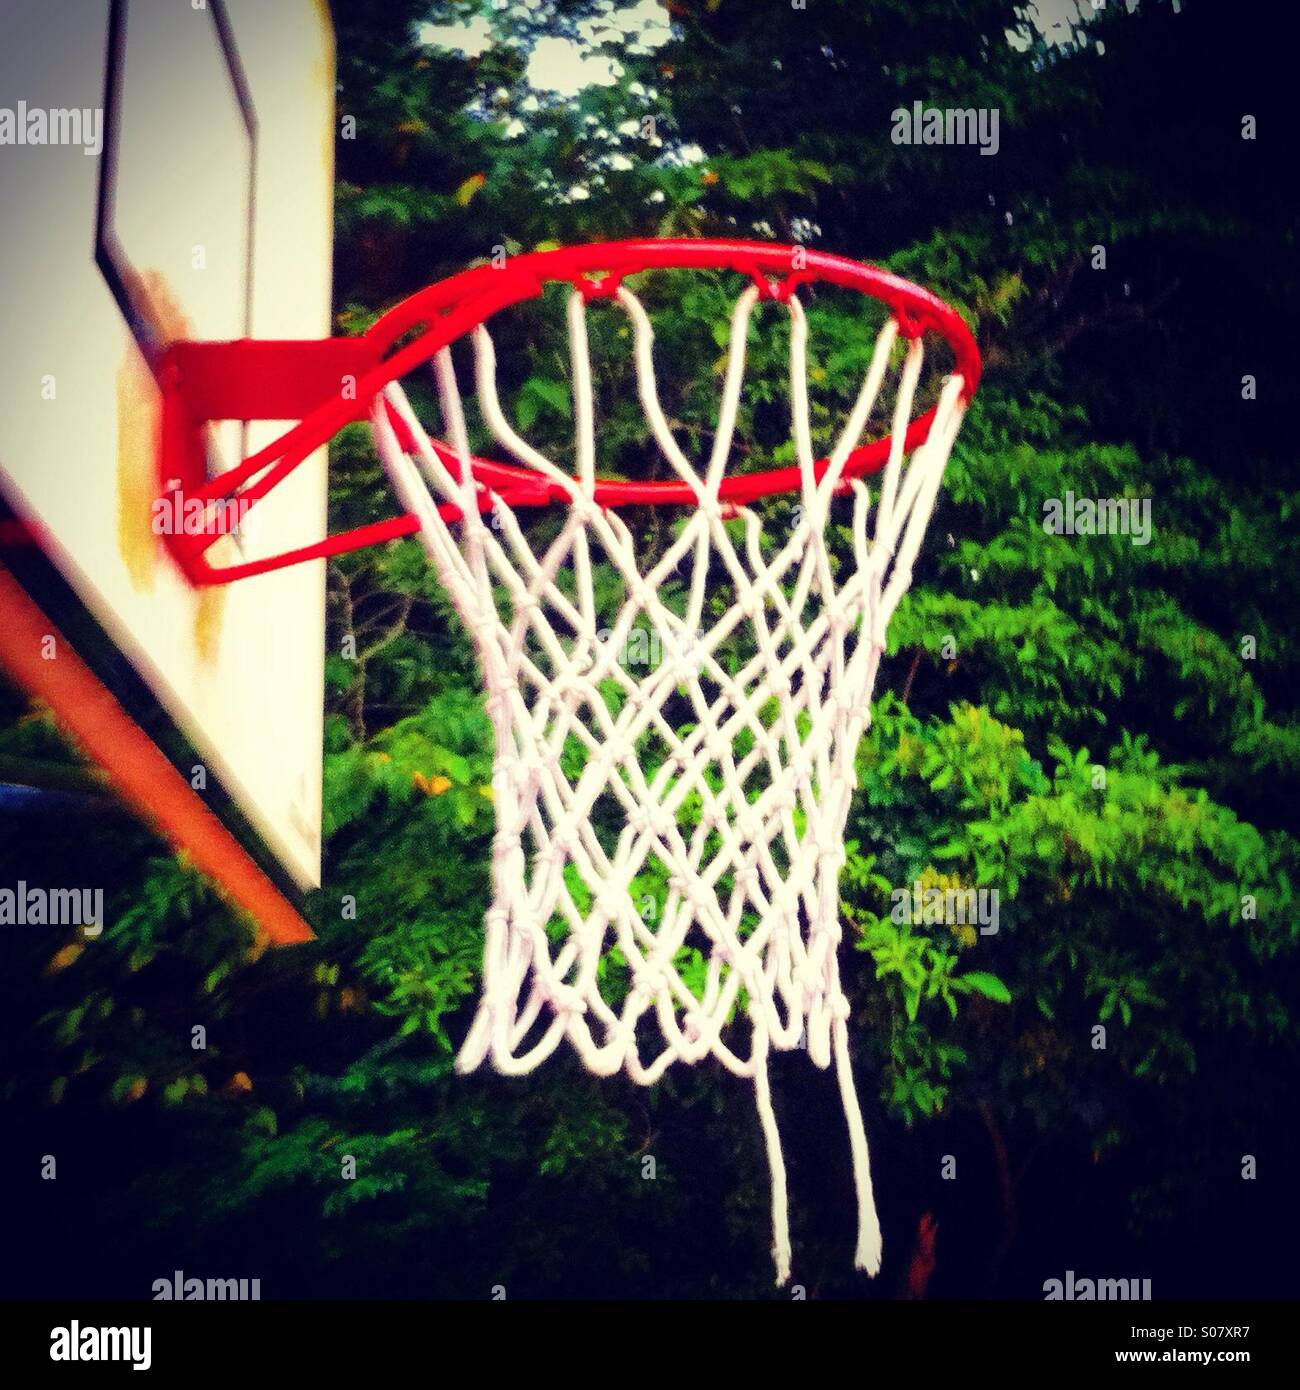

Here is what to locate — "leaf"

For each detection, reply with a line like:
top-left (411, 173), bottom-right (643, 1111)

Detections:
top-left (45, 943), bottom-right (84, 976)
top-left (440, 751), bottom-right (472, 783)
top-left (203, 960), bottom-right (231, 994)
top-left (454, 172), bottom-right (486, 206)
top-left (516, 390), bottom-right (539, 432)
top-left (959, 971), bottom-right (1012, 1004)
top-left (525, 376), bottom-right (571, 418)
top-left (413, 771), bottom-right (452, 796)
top-left (248, 1106), bottom-right (278, 1137)
top-left (111, 1075), bottom-right (148, 1106)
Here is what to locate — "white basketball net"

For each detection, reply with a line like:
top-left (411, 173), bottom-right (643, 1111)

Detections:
top-left (371, 277), bottom-right (969, 1284)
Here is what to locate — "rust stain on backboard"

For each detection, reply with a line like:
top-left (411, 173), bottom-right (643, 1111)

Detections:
top-left (191, 577), bottom-right (227, 666)
top-left (115, 337), bottom-right (159, 594)
top-left (313, 0), bottom-right (337, 186)
top-left (115, 269), bottom-right (226, 664)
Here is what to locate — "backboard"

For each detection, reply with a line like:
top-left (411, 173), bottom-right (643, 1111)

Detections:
top-left (0, 0), bottom-right (334, 941)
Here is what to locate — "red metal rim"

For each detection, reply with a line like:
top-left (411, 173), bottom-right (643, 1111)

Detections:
top-left (163, 239), bottom-right (980, 584)
top-left (367, 237), bottom-right (981, 384)
top-left (355, 238), bottom-right (980, 513)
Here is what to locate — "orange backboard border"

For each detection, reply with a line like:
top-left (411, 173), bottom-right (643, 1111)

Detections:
top-left (0, 535), bottom-right (313, 947)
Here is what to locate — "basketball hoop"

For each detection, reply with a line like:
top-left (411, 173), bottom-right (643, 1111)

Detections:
top-left (156, 240), bottom-right (978, 583)
top-left (157, 238), bottom-right (980, 1283)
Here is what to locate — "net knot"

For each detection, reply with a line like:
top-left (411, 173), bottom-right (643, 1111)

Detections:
top-left (549, 669), bottom-right (584, 702)
top-left (770, 784), bottom-right (798, 814)
top-left (826, 598), bottom-right (854, 631)
top-left (738, 589), bottom-right (767, 623)
top-left (549, 830), bottom-right (575, 860)
top-left (773, 887), bottom-right (801, 921)
top-left (669, 655), bottom-right (700, 686)
top-left (595, 888), bottom-right (630, 923)
top-left (547, 979), bottom-right (588, 1015)
top-left (632, 962), bottom-right (669, 997)
top-left (682, 878), bottom-right (713, 914)
top-left (735, 865), bottom-right (762, 896)
top-left (797, 962), bottom-right (825, 997)
top-left (814, 916), bottom-right (843, 945)
top-left (817, 843), bottom-right (846, 871)
top-left (485, 675), bottom-right (519, 719)
top-left (631, 804), bottom-right (675, 842)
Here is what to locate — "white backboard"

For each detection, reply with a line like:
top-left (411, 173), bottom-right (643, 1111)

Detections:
top-left (0, 0), bottom-right (333, 892)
